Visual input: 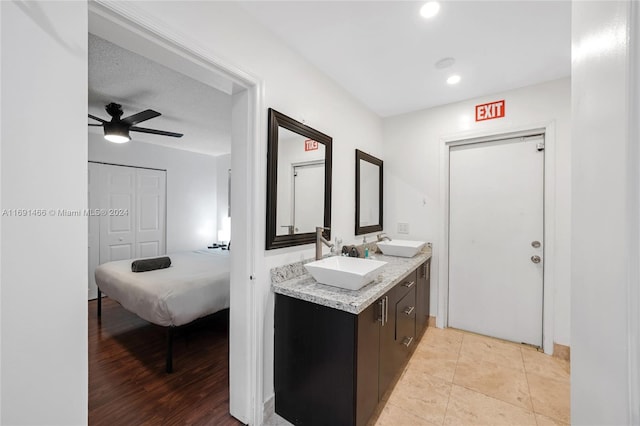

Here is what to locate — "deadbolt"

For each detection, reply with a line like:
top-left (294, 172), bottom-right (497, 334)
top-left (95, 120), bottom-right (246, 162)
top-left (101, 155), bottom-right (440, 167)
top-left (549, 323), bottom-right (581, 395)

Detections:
top-left (531, 241), bottom-right (541, 248)
top-left (531, 255), bottom-right (541, 264)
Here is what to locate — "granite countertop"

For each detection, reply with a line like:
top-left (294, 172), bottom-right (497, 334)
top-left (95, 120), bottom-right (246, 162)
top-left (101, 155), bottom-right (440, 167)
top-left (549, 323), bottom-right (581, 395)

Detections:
top-left (271, 248), bottom-right (432, 314)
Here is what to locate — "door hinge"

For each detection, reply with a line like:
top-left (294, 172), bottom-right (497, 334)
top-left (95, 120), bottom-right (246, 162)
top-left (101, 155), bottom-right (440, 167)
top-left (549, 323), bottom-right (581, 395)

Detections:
top-left (536, 142), bottom-right (545, 151)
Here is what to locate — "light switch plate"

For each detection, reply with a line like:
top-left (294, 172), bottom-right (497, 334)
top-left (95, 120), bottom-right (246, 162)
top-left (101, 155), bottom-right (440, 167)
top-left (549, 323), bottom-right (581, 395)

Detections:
top-left (398, 222), bottom-right (409, 234)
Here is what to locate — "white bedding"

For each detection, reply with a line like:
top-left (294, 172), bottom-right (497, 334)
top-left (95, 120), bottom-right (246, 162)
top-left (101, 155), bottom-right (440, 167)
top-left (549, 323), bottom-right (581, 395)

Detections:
top-left (95, 249), bottom-right (230, 327)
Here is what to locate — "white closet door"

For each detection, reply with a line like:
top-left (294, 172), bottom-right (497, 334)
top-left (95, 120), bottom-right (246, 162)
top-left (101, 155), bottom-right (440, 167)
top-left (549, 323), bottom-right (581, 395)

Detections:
top-left (99, 164), bottom-right (136, 264)
top-left (88, 163), bottom-right (101, 299)
top-left (135, 168), bottom-right (166, 258)
top-left (89, 163), bottom-right (167, 299)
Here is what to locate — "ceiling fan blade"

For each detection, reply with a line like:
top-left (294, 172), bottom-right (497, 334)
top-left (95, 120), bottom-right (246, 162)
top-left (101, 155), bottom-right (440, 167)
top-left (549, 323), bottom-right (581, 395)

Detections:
top-left (88, 114), bottom-right (106, 123)
top-left (88, 124), bottom-right (103, 127)
top-left (122, 109), bottom-right (161, 126)
top-left (130, 126), bottom-right (183, 138)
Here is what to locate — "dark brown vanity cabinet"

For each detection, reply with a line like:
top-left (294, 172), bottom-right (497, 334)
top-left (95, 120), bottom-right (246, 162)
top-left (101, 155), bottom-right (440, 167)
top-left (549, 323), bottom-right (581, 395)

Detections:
top-left (274, 260), bottom-right (431, 426)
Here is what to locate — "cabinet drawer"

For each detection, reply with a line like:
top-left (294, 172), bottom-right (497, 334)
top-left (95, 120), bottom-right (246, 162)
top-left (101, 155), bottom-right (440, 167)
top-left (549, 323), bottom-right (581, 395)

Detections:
top-left (396, 269), bottom-right (417, 300)
top-left (396, 286), bottom-right (416, 350)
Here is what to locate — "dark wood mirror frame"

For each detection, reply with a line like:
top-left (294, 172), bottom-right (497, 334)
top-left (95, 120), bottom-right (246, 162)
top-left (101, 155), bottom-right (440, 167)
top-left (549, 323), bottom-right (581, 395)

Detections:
top-left (266, 108), bottom-right (333, 250)
top-left (355, 149), bottom-right (383, 235)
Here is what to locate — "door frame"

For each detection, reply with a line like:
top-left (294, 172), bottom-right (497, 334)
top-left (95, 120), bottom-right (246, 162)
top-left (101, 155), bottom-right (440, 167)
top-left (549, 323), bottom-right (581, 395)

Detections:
top-left (438, 122), bottom-right (557, 354)
top-left (88, 2), bottom-right (265, 424)
top-left (291, 160), bottom-right (325, 232)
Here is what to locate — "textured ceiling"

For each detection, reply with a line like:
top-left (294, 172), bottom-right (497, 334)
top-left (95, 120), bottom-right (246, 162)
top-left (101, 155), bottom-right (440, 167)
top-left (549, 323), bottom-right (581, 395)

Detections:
top-left (239, 1), bottom-right (571, 117)
top-left (88, 34), bottom-right (232, 157)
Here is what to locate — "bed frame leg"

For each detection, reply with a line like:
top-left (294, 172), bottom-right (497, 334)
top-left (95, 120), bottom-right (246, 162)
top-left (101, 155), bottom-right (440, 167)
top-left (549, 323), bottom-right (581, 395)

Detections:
top-left (97, 288), bottom-right (102, 318)
top-left (166, 326), bottom-right (175, 373)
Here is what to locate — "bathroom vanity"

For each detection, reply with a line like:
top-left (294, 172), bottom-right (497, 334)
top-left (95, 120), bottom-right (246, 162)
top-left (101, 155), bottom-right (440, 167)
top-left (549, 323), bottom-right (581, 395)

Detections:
top-left (272, 249), bottom-right (431, 426)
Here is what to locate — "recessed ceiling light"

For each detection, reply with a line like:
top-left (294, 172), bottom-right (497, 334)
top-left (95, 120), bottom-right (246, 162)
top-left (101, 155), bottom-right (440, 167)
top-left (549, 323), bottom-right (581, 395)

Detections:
top-left (447, 75), bottom-right (461, 85)
top-left (420, 2), bottom-right (441, 19)
top-left (435, 57), bottom-right (455, 69)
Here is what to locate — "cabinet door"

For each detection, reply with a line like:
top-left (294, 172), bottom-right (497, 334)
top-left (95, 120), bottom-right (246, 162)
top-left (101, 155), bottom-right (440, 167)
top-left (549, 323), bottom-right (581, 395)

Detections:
top-left (356, 301), bottom-right (381, 426)
top-left (275, 294), bottom-right (357, 425)
top-left (378, 287), bottom-right (397, 400)
top-left (416, 259), bottom-right (431, 333)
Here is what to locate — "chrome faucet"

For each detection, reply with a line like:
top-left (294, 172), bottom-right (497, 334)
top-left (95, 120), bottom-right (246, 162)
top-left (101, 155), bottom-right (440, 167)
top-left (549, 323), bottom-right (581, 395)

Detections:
top-left (377, 233), bottom-right (392, 242)
top-left (316, 227), bottom-right (334, 260)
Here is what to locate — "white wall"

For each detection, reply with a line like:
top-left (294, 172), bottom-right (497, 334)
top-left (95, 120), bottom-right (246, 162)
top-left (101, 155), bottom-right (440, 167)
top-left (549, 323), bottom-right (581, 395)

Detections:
top-left (120, 2), bottom-right (384, 405)
top-left (571, 1), bottom-right (638, 423)
top-left (382, 78), bottom-right (571, 346)
top-left (216, 153), bottom-right (231, 242)
top-left (0, 2), bottom-right (88, 424)
top-left (89, 133), bottom-right (220, 251)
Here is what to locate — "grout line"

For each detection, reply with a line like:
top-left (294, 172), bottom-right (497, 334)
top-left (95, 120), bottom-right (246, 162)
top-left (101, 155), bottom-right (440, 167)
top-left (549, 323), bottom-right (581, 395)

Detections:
top-left (442, 331), bottom-right (464, 425)
top-left (521, 346), bottom-right (539, 425)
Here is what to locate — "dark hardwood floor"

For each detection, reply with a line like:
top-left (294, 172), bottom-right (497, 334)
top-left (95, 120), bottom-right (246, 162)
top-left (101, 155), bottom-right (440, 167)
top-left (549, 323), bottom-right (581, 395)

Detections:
top-left (89, 298), bottom-right (243, 426)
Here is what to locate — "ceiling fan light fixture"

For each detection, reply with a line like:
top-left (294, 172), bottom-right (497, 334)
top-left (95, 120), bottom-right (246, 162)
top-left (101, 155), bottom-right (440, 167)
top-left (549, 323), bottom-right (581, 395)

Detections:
top-left (103, 121), bottom-right (131, 143)
top-left (105, 133), bottom-right (130, 143)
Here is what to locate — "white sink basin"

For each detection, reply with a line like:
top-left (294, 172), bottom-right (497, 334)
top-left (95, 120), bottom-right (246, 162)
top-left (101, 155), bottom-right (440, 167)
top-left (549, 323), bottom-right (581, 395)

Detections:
top-left (304, 256), bottom-right (387, 291)
top-left (376, 240), bottom-right (426, 258)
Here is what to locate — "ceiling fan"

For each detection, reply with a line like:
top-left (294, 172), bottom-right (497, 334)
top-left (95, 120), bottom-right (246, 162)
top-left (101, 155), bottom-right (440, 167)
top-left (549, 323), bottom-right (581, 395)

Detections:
top-left (88, 102), bottom-right (183, 143)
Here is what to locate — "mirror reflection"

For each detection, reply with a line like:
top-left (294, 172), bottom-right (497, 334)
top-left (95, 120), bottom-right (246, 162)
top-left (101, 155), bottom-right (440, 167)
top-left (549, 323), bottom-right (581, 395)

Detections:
top-left (276, 127), bottom-right (326, 235)
top-left (355, 149), bottom-right (383, 235)
top-left (359, 160), bottom-right (379, 227)
top-left (266, 109), bottom-right (332, 250)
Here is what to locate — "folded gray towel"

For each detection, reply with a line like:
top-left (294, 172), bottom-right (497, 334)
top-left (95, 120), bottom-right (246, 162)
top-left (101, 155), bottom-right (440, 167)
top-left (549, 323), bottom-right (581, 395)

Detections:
top-left (131, 256), bottom-right (171, 272)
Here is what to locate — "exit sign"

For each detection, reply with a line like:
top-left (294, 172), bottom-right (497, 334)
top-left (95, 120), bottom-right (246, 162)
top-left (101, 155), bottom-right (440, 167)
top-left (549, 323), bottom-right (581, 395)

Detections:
top-left (304, 139), bottom-right (318, 151)
top-left (475, 100), bottom-right (505, 122)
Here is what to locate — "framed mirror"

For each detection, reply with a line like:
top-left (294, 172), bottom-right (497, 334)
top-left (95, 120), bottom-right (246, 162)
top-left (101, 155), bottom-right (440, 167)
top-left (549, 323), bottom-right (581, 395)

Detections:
top-left (355, 149), bottom-right (383, 235)
top-left (266, 108), bottom-right (332, 250)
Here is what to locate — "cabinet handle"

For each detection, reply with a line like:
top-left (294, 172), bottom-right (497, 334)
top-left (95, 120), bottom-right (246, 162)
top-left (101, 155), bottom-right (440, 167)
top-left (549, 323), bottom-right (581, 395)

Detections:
top-left (402, 281), bottom-right (415, 288)
top-left (384, 296), bottom-right (389, 325)
top-left (404, 306), bottom-right (415, 316)
top-left (379, 296), bottom-right (388, 326)
top-left (402, 337), bottom-right (414, 347)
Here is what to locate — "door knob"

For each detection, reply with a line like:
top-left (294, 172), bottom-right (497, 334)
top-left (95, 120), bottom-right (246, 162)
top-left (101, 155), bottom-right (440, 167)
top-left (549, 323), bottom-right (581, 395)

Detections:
top-left (531, 241), bottom-right (541, 248)
top-left (531, 255), bottom-right (541, 264)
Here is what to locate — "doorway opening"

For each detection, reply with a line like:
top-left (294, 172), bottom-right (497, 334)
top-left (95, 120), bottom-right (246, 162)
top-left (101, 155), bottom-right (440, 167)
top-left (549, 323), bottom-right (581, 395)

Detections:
top-left (87, 3), bottom-right (261, 424)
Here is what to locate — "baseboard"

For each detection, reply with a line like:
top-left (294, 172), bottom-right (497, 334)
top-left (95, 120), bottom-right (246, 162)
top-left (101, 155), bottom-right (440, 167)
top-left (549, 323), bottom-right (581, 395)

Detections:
top-left (553, 342), bottom-right (570, 361)
top-left (428, 315), bottom-right (436, 327)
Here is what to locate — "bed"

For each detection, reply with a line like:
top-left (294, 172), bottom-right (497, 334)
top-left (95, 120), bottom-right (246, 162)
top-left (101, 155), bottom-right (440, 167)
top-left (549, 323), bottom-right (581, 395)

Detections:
top-left (94, 249), bottom-right (230, 372)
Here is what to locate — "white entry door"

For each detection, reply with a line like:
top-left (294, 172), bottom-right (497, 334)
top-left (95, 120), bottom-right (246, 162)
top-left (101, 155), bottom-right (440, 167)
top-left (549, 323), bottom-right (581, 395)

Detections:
top-left (292, 162), bottom-right (324, 233)
top-left (448, 135), bottom-right (544, 347)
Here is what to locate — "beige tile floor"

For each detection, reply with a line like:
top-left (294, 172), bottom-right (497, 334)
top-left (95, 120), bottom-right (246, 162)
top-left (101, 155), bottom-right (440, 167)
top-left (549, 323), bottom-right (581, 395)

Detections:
top-left (375, 327), bottom-right (570, 426)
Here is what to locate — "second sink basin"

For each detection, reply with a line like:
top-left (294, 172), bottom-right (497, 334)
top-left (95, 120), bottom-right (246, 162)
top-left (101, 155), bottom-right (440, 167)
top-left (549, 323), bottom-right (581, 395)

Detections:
top-left (376, 240), bottom-right (426, 257)
top-left (304, 256), bottom-right (387, 291)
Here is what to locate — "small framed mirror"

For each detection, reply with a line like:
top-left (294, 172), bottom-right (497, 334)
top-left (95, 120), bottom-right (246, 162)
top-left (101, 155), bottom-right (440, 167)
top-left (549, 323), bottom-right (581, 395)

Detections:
top-left (355, 149), bottom-right (383, 235)
top-left (266, 109), bottom-right (332, 250)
